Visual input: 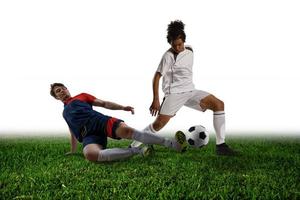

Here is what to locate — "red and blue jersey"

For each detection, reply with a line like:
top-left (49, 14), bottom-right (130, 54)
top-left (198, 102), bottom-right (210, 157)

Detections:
top-left (63, 93), bottom-right (111, 142)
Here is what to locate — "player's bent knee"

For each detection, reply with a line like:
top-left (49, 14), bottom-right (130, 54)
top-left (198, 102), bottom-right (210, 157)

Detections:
top-left (116, 126), bottom-right (133, 139)
top-left (123, 127), bottom-right (134, 139)
top-left (201, 95), bottom-right (224, 111)
top-left (215, 99), bottom-right (224, 111)
top-left (83, 145), bottom-right (100, 162)
top-left (83, 151), bottom-right (98, 161)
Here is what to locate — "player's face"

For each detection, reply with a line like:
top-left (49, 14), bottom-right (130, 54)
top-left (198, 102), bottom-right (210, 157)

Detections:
top-left (53, 86), bottom-right (71, 102)
top-left (171, 38), bottom-right (185, 54)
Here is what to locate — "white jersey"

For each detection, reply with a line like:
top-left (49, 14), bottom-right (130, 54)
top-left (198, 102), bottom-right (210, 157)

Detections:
top-left (156, 45), bottom-right (195, 94)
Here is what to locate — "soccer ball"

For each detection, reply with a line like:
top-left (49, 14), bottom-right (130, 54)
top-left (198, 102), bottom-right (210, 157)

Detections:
top-left (187, 125), bottom-right (209, 148)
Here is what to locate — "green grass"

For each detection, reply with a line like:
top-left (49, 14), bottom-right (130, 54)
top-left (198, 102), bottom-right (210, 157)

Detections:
top-left (0, 135), bottom-right (299, 199)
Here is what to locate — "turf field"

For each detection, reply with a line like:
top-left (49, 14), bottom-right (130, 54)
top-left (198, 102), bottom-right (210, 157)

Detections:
top-left (0, 135), bottom-right (299, 199)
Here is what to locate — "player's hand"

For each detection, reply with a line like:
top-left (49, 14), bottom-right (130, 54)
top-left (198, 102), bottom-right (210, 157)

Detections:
top-left (124, 106), bottom-right (135, 114)
top-left (150, 99), bottom-right (160, 116)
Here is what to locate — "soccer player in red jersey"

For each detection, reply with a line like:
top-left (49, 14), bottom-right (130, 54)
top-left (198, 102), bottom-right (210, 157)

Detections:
top-left (50, 83), bottom-right (187, 162)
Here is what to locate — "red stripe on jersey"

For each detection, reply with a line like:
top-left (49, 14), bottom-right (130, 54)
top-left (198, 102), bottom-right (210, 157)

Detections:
top-left (64, 93), bottom-right (96, 105)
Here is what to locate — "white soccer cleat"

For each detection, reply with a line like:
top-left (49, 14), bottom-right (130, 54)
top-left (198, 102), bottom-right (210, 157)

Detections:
top-left (130, 140), bottom-right (143, 148)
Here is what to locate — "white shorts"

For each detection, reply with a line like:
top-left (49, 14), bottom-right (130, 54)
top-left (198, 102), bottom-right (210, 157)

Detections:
top-left (159, 90), bottom-right (210, 116)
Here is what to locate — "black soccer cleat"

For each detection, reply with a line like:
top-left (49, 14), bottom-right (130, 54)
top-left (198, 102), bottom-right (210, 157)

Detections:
top-left (216, 143), bottom-right (238, 156)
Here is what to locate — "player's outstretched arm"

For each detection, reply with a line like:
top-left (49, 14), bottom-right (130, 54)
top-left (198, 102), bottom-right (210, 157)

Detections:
top-left (93, 98), bottom-right (134, 114)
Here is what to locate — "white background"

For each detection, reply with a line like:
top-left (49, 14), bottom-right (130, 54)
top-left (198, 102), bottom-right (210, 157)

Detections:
top-left (0, 0), bottom-right (299, 136)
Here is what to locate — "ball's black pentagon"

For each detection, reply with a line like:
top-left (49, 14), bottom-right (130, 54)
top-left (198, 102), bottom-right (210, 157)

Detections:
top-left (199, 131), bottom-right (206, 140)
top-left (188, 126), bottom-right (196, 132)
top-left (188, 138), bottom-right (195, 145)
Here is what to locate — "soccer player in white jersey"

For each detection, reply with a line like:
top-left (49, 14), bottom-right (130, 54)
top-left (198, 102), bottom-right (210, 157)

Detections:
top-left (130, 20), bottom-right (237, 155)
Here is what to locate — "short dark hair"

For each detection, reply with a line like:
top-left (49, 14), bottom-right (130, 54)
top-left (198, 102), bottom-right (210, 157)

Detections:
top-left (167, 20), bottom-right (186, 44)
top-left (50, 83), bottom-right (66, 98)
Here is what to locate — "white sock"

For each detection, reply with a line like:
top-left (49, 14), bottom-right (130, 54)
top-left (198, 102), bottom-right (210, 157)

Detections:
top-left (130, 124), bottom-right (157, 147)
top-left (213, 111), bottom-right (226, 145)
top-left (144, 124), bottom-right (157, 134)
top-left (132, 129), bottom-right (172, 148)
top-left (97, 147), bottom-right (141, 162)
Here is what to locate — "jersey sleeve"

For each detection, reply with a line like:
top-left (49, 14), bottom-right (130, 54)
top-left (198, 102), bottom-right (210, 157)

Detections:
top-left (156, 52), bottom-right (172, 76)
top-left (80, 93), bottom-right (96, 104)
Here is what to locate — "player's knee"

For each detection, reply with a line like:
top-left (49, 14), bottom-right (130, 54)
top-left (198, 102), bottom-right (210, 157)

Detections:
top-left (116, 126), bottom-right (133, 139)
top-left (201, 96), bottom-right (224, 112)
top-left (84, 151), bottom-right (98, 162)
top-left (123, 127), bottom-right (133, 138)
top-left (214, 99), bottom-right (224, 111)
top-left (83, 147), bottom-right (98, 162)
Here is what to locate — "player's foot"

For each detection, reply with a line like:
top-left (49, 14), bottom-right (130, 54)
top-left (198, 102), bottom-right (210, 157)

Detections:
top-left (174, 131), bottom-right (188, 153)
top-left (141, 145), bottom-right (154, 157)
top-left (216, 143), bottom-right (238, 156)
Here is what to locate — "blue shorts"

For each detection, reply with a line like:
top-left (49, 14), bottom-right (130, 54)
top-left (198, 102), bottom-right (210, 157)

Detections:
top-left (82, 117), bottom-right (123, 148)
top-left (83, 135), bottom-right (108, 149)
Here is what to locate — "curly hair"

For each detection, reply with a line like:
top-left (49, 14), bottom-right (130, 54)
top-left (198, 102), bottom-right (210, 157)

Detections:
top-left (50, 83), bottom-right (66, 98)
top-left (167, 20), bottom-right (186, 44)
